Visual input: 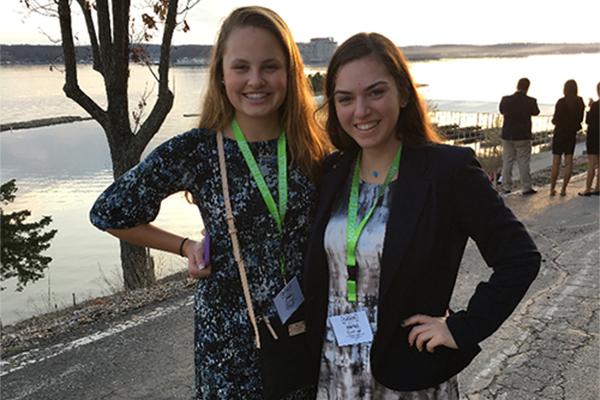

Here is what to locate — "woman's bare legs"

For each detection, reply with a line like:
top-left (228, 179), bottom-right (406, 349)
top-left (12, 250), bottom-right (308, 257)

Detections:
top-left (560, 154), bottom-right (574, 196)
top-left (549, 154), bottom-right (562, 196)
top-left (585, 154), bottom-right (600, 193)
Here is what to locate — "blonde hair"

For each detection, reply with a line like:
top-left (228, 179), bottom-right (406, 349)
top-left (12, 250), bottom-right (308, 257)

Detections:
top-left (199, 6), bottom-right (331, 179)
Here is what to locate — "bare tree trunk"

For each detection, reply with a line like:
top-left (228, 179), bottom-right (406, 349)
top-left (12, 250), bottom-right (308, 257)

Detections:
top-left (109, 131), bottom-right (156, 290)
top-left (54, 0), bottom-right (185, 290)
top-left (120, 241), bottom-right (155, 290)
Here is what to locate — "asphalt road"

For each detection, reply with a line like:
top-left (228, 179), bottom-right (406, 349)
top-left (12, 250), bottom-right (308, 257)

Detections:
top-left (458, 175), bottom-right (599, 400)
top-left (2, 175), bottom-right (598, 400)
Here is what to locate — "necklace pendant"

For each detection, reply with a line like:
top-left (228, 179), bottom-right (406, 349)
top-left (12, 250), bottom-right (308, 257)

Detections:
top-left (372, 171), bottom-right (379, 178)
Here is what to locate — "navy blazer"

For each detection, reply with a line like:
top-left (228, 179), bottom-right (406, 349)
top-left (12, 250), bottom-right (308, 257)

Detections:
top-left (303, 143), bottom-right (541, 391)
top-left (500, 91), bottom-right (540, 140)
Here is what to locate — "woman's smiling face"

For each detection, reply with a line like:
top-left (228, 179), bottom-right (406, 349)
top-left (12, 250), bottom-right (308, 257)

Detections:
top-left (222, 26), bottom-right (288, 128)
top-left (333, 55), bottom-right (406, 153)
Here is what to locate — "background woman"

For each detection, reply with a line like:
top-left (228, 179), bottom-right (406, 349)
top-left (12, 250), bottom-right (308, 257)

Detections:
top-left (549, 79), bottom-right (585, 196)
top-left (303, 32), bottom-right (540, 399)
top-left (90, 6), bottom-right (330, 399)
top-left (579, 82), bottom-right (599, 196)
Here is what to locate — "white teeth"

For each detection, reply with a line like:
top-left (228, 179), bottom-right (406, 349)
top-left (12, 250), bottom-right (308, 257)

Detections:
top-left (356, 122), bottom-right (378, 130)
top-left (244, 93), bottom-right (267, 100)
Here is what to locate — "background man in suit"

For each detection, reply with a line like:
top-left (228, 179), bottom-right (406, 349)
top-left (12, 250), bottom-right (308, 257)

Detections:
top-left (500, 78), bottom-right (541, 195)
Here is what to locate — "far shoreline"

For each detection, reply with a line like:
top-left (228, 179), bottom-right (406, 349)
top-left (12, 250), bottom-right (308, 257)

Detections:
top-left (2, 42), bottom-right (599, 67)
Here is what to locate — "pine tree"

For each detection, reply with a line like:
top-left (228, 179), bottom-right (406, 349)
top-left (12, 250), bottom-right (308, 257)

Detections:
top-left (0, 180), bottom-right (57, 291)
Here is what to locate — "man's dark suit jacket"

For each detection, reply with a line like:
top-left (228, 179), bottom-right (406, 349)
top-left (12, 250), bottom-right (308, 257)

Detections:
top-left (500, 91), bottom-right (540, 140)
top-left (303, 144), bottom-right (541, 391)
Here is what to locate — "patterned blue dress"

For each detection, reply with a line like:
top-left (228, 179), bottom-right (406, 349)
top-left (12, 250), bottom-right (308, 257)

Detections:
top-left (90, 128), bottom-right (317, 399)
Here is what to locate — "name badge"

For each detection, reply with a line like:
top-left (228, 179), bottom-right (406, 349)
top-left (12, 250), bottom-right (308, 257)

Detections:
top-left (329, 311), bottom-right (373, 346)
top-left (274, 276), bottom-right (304, 324)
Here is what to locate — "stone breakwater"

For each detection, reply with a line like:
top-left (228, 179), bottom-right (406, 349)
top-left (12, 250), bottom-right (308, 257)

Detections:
top-left (0, 115), bottom-right (92, 132)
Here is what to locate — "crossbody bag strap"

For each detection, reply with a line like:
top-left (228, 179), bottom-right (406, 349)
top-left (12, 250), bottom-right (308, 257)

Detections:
top-left (216, 131), bottom-right (262, 349)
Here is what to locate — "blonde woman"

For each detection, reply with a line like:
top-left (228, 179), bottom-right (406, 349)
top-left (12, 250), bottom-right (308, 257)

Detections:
top-left (90, 6), bottom-right (330, 399)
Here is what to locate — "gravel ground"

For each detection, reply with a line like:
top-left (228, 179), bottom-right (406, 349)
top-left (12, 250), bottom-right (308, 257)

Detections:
top-left (1, 272), bottom-right (195, 358)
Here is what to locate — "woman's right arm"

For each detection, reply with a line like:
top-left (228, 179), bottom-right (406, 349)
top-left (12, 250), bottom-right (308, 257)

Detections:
top-left (107, 224), bottom-right (185, 254)
top-left (552, 99), bottom-right (561, 125)
top-left (445, 148), bottom-right (540, 350)
top-left (107, 224), bottom-right (208, 278)
top-left (90, 130), bottom-right (210, 278)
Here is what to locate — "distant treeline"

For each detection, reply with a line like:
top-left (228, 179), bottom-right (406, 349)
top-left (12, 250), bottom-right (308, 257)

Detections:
top-left (401, 42), bottom-right (600, 60)
top-left (1, 42), bottom-right (599, 65)
top-left (0, 44), bottom-right (212, 65)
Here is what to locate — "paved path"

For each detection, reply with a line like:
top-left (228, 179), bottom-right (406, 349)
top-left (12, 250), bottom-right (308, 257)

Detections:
top-left (457, 174), bottom-right (599, 399)
top-left (1, 174), bottom-right (598, 400)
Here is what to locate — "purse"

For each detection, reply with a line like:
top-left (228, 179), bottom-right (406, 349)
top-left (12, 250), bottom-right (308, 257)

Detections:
top-left (216, 131), bottom-right (315, 399)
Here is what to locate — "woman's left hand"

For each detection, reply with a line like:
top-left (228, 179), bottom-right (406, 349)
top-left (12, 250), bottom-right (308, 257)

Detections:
top-left (402, 314), bottom-right (458, 352)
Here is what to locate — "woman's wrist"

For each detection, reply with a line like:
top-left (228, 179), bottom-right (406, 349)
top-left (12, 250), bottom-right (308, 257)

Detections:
top-left (179, 237), bottom-right (189, 257)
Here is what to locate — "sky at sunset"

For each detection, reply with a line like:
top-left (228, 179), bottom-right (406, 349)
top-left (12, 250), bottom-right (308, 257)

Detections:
top-left (1, 0), bottom-right (599, 47)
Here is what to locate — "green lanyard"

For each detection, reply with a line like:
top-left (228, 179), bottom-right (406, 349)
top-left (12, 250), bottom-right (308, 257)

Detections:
top-left (345, 145), bottom-right (402, 302)
top-left (232, 119), bottom-right (288, 277)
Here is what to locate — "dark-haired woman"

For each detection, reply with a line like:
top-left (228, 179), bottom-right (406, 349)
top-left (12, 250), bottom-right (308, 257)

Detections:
top-left (550, 79), bottom-right (585, 196)
top-left (579, 82), bottom-right (599, 196)
top-left (303, 32), bottom-right (540, 399)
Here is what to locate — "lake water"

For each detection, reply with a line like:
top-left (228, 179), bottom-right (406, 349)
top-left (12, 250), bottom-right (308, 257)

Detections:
top-left (1, 53), bottom-right (599, 325)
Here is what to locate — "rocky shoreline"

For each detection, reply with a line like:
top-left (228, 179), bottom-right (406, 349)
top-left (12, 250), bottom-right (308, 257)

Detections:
top-left (1, 159), bottom-right (589, 360)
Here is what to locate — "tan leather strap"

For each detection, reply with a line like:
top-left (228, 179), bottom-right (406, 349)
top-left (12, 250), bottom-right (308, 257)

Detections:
top-left (216, 131), bottom-right (261, 349)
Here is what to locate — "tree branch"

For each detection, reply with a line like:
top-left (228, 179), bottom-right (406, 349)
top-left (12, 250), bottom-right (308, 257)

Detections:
top-left (75, 0), bottom-right (103, 74)
top-left (95, 0), bottom-right (112, 76)
top-left (112, 0), bottom-right (130, 81)
top-left (100, 0), bottom-right (132, 138)
top-left (132, 83), bottom-right (154, 134)
top-left (178, 0), bottom-right (202, 15)
top-left (158, 0), bottom-right (178, 91)
top-left (135, 0), bottom-right (178, 150)
top-left (57, 0), bottom-right (107, 127)
top-left (38, 26), bottom-right (61, 44)
top-left (21, 0), bottom-right (59, 17)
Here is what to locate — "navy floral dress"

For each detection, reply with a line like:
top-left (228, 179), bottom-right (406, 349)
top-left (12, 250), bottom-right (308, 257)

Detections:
top-left (90, 128), bottom-right (317, 399)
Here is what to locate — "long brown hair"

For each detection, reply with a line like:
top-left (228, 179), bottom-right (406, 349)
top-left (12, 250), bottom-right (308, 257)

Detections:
top-left (563, 79), bottom-right (578, 98)
top-left (322, 32), bottom-right (440, 151)
top-left (562, 79), bottom-right (583, 111)
top-left (199, 6), bottom-right (331, 179)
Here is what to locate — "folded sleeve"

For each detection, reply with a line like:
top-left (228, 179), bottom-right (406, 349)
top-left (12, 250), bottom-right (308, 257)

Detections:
top-left (90, 129), bottom-right (205, 231)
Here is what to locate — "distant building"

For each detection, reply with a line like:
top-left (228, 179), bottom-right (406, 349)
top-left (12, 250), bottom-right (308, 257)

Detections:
top-left (298, 37), bottom-right (337, 65)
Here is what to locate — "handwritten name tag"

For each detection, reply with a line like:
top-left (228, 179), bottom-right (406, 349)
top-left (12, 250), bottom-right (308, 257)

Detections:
top-left (274, 276), bottom-right (304, 324)
top-left (329, 311), bottom-right (373, 346)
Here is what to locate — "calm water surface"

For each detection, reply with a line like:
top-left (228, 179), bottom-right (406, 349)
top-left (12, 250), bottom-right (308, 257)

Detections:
top-left (1, 53), bottom-right (598, 325)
